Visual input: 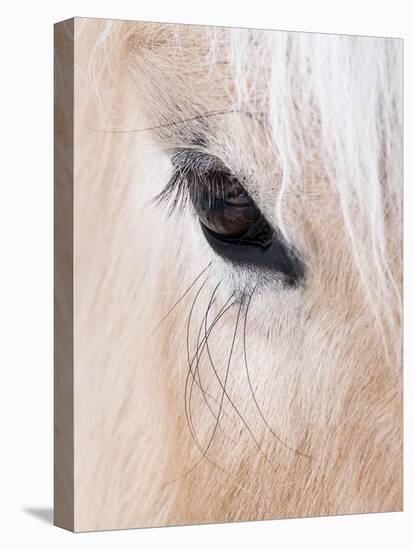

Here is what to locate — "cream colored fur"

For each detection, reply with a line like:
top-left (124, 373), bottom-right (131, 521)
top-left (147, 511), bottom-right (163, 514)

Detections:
top-left (70, 19), bottom-right (402, 530)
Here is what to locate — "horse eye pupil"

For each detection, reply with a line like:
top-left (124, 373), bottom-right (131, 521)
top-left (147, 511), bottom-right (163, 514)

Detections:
top-left (189, 173), bottom-right (269, 243)
top-left (197, 200), bottom-right (259, 238)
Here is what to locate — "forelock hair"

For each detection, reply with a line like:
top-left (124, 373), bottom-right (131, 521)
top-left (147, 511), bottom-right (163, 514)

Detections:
top-left (223, 29), bottom-right (402, 365)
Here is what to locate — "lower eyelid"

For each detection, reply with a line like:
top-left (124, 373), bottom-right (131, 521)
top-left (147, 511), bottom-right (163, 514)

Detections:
top-left (200, 222), bottom-right (305, 287)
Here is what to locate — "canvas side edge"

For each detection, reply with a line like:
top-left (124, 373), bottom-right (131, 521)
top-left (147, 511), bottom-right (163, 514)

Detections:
top-left (54, 17), bottom-right (75, 532)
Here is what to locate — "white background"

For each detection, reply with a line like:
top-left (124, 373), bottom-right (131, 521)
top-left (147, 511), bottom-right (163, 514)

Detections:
top-left (0, 1), bottom-right (411, 548)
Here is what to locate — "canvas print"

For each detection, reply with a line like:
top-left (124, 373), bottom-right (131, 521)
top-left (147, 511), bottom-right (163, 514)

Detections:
top-left (54, 17), bottom-right (403, 532)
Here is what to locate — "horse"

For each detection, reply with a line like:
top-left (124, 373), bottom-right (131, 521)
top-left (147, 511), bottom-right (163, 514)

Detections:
top-left (54, 18), bottom-right (402, 531)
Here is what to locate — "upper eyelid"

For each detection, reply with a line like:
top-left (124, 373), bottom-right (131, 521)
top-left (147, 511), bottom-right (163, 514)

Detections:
top-left (170, 148), bottom-right (225, 174)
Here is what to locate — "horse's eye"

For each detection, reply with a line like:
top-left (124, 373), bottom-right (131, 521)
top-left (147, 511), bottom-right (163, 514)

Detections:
top-left (189, 176), bottom-right (273, 248)
top-left (160, 149), bottom-right (304, 286)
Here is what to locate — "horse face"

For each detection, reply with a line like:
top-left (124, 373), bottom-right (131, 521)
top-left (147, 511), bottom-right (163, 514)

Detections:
top-left (71, 20), bottom-right (402, 528)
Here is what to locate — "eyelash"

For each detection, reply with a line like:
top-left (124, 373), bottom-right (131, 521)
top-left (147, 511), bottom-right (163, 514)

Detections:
top-left (154, 149), bottom-right (231, 214)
